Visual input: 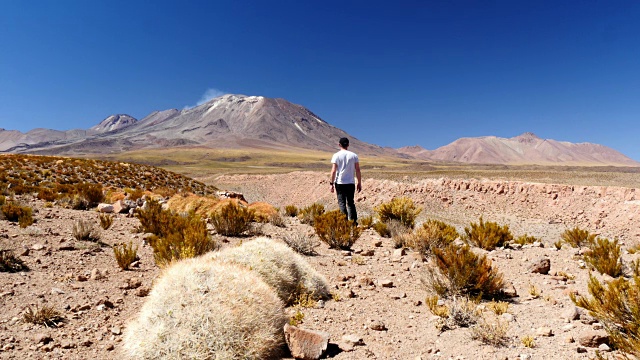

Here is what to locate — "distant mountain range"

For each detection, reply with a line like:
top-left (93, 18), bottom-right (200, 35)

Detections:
top-left (397, 132), bottom-right (639, 166)
top-left (1, 94), bottom-right (637, 166)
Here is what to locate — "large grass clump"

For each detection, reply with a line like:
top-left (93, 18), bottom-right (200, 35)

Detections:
top-left (205, 237), bottom-right (330, 305)
top-left (313, 210), bottom-right (361, 250)
top-left (1, 202), bottom-right (34, 228)
top-left (123, 259), bottom-right (287, 360)
top-left (397, 219), bottom-right (459, 254)
top-left (583, 237), bottom-right (622, 277)
top-left (464, 217), bottom-right (513, 250)
top-left (561, 226), bottom-right (596, 248)
top-left (421, 244), bottom-right (506, 299)
top-left (136, 199), bottom-right (217, 267)
top-left (572, 275), bottom-right (640, 357)
top-left (298, 203), bottom-right (325, 225)
top-left (209, 201), bottom-right (255, 236)
top-left (374, 197), bottom-right (422, 229)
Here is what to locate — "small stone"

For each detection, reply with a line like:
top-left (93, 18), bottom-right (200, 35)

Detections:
top-left (76, 274), bottom-right (88, 282)
top-left (97, 204), bottom-right (114, 213)
top-left (80, 338), bottom-right (93, 347)
top-left (501, 313), bottom-right (515, 322)
top-left (50, 288), bottom-right (65, 295)
top-left (379, 279), bottom-right (394, 288)
top-left (96, 304), bottom-right (106, 311)
top-left (283, 324), bottom-right (329, 360)
top-left (593, 322), bottom-right (604, 330)
top-left (90, 269), bottom-right (103, 281)
top-left (361, 249), bottom-right (375, 256)
top-left (520, 354), bottom-right (531, 360)
top-left (562, 324), bottom-right (575, 332)
top-left (61, 341), bottom-right (75, 349)
top-left (502, 282), bottom-right (518, 297)
top-left (393, 248), bottom-right (406, 257)
top-left (565, 336), bottom-right (575, 343)
top-left (31, 244), bottom-right (45, 251)
top-left (536, 327), bottom-right (553, 337)
top-left (598, 343), bottom-right (611, 352)
top-left (576, 346), bottom-right (587, 353)
top-left (111, 327), bottom-right (122, 335)
top-left (34, 333), bottom-right (53, 345)
top-left (106, 343), bottom-right (115, 351)
top-left (369, 320), bottom-right (387, 331)
top-left (19, 247), bottom-right (30, 256)
top-left (135, 287), bottom-right (150, 297)
top-left (562, 306), bottom-right (580, 321)
top-left (578, 330), bottom-right (609, 347)
top-left (529, 257), bottom-right (551, 274)
top-left (341, 334), bottom-right (363, 346)
top-left (374, 241), bottom-right (382, 247)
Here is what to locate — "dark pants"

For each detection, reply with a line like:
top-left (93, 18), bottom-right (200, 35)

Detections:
top-left (335, 183), bottom-right (357, 222)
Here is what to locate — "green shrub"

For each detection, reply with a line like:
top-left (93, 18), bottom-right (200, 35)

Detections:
top-left (99, 213), bottom-right (114, 230)
top-left (421, 244), bottom-right (506, 299)
top-left (0, 249), bottom-right (28, 272)
top-left (1, 202), bottom-right (34, 228)
top-left (464, 217), bottom-right (513, 250)
top-left (572, 275), bottom-right (640, 357)
top-left (584, 237), bottom-right (622, 277)
top-left (374, 197), bottom-right (422, 229)
top-left (561, 227), bottom-right (596, 248)
top-left (284, 205), bottom-right (298, 217)
top-left (313, 210), bottom-right (361, 249)
top-left (113, 241), bottom-right (138, 270)
top-left (209, 202), bottom-right (254, 237)
top-left (298, 203), bottom-right (325, 225)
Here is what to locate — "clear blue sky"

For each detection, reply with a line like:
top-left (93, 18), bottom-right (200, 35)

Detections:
top-left (1, 1), bottom-right (639, 160)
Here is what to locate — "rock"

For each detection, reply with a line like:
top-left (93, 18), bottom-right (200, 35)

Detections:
top-left (593, 322), bottom-right (604, 330)
top-left (379, 279), bottom-right (394, 288)
top-left (136, 287), bottom-right (150, 297)
top-left (34, 333), bottom-right (53, 345)
top-left (31, 244), bottom-right (45, 251)
top-left (369, 320), bottom-right (387, 331)
top-left (50, 288), bottom-right (65, 295)
top-left (361, 249), bottom-right (375, 256)
top-left (598, 343), bottom-right (611, 352)
top-left (341, 334), bottom-right (363, 346)
top-left (536, 327), bottom-right (553, 337)
top-left (393, 248), bottom-right (406, 257)
top-left (374, 241), bottom-right (383, 247)
top-left (565, 336), bottom-right (575, 343)
top-left (112, 200), bottom-right (129, 214)
top-left (77, 275), bottom-right (88, 282)
top-left (110, 327), bottom-right (121, 335)
top-left (90, 269), bottom-right (103, 281)
top-left (502, 282), bottom-right (518, 297)
top-left (576, 346), bottom-right (587, 353)
top-left (283, 324), bottom-right (330, 360)
top-left (19, 247), bottom-right (30, 256)
top-left (529, 257), bottom-right (551, 274)
top-left (562, 306), bottom-right (580, 321)
top-left (97, 204), bottom-right (114, 213)
top-left (61, 341), bottom-right (75, 349)
top-left (578, 330), bottom-right (609, 347)
top-left (501, 313), bottom-right (515, 322)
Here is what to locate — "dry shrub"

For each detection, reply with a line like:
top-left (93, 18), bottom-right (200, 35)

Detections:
top-left (268, 212), bottom-right (285, 227)
top-left (313, 210), bottom-right (362, 249)
top-left (23, 305), bottom-right (64, 327)
top-left (486, 300), bottom-right (510, 315)
top-left (298, 203), bottom-right (325, 225)
top-left (249, 202), bottom-right (278, 223)
top-left (421, 244), bottom-right (505, 299)
top-left (359, 215), bottom-right (373, 229)
top-left (123, 259), bottom-right (286, 360)
top-left (374, 197), bottom-right (422, 229)
top-left (405, 219), bottom-right (459, 254)
top-left (470, 315), bottom-right (510, 347)
top-left (393, 231), bottom-right (415, 250)
top-left (372, 221), bottom-right (391, 237)
top-left (0, 195), bottom-right (5, 206)
top-left (98, 213), bottom-right (113, 230)
top-left (464, 217), bottom-right (513, 250)
top-left (72, 219), bottom-right (100, 241)
top-left (206, 237), bottom-right (330, 305)
top-left (428, 296), bottom-right (479, 331)
top-left (209, 201), bottom-right (254, 236)
top-left (282, 233), bottom-right (319, 256)
top-left (105, 189), bottom-right (126, 203)
top-left (572, 275), bottom-right (640, 357)
top-left (75, 182), bottom-right (104, 207)
top-left (166, 193), bottom-right (219, 217)
top-left (561, 226), bottom-right (596, 248)
top-left (514, 234), bottom-right (538, 246)
top-left (135, 199), bottom-right (172, 237)
top-left (71, 195), bottom-right (90, 210)
top-left (1, 202), bottom-right (34, 228)
top-left (584, 237), bottom-right (622, 277)
top-left (0, 249), bottom-right (28, 272)
top-left (113, 242), bottom-right (138, 270)
top-left (284, 205), bottom-right (298, 217)
top-left (426, 295), bottom-right (450, 318)
top-left (37, 188), bottom-right (57, 201)
top-left (148, 212), bottom-right (216, 267)
top-left (521, 335), bottom-right (536, 348)
top-left (126, 188), bottom-right (145, 201)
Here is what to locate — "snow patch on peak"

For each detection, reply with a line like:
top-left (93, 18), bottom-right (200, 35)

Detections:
top-left (294, 122), bottom-right (307, 135)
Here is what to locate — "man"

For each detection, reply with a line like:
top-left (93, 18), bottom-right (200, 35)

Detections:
top-left (330, 137), bottom-right (362, 223)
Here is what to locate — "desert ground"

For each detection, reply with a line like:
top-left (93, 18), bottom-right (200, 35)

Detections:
top-left (1, 153), bottom-right (639, 360)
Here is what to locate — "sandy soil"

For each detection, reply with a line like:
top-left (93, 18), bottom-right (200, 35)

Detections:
top-left (1, 170), bottom-right (639, 359)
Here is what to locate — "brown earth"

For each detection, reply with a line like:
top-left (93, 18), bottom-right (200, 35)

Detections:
top-left (1, 171), bottom-right (639, 359)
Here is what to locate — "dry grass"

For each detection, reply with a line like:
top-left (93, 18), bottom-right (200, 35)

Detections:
top-left (572, 275), bottom-right (640, 357)
top-left (374, 197), bottom-right (422, 229)
top-left (23, 305), bottom-right (64, 327)
top-left (514, 234), bottom-right (538, 246)
top-left (584, 237), bottom-right (622, 277)
top-left (421, 244), bottom-right (506, 299)
top-left (470, 315), bottom-right (510, 347)
top-left (464, 217), bottom-right (513, 250)
top-left (521, 335), bottom-right (536, 348)
top-left (372, 221), bottom-right (391, 237)
top-left (72, 219), bottom-right (100, 242)
top-left (399, 219), bottom-right (459, 255)
top-left (486, 300), bottom-right (510, 315)
top-left (1, 202), bottom-right (34, 228)
top-left (98, 213), bottom-right (113, 230)
top-left (0, 249), bottom-right (28, 272)
top-left (248, 202), bottom-right (278, 223)
top-left (298, 203), bottom-right (325, 225)
top-left (166, 193), bottom-right (220, 217)
top-left (359, 215), bottom-right (374, 229)
top-left (282, 233), bottom-right (319, 256)
top-left (113, 242), bottom-right (138, 270)
top-left (561, 226), bottom-right (596, 248)
top-left (313, 210), bottom-right (362, 249)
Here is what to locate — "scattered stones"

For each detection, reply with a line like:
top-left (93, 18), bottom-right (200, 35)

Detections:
top-left (283, 324), bottom-right (330, 360)
top-left (578, 330), bottom-right (609, 347)
top-left (529, 257), bottom-right (551, 274)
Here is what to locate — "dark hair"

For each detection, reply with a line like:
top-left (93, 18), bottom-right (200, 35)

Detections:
top-left (339, 137), bottom-right (349, 147)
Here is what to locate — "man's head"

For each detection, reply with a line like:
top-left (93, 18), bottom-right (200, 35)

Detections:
top-left (339, 137), bottom-right (349, 149)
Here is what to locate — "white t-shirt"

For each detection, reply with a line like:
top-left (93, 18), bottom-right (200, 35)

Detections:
top-left (331, 149), bottom-right (359, 184)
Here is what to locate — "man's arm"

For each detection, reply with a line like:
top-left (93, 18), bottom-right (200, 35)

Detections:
top-left (355, 162), bottom-right (362, 192)
top-left (330, 163), bottom-right (337, 193)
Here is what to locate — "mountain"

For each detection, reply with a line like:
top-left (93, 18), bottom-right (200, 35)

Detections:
top-left (2, 94), bottom-right (389, 156)
top-left (398, 132), bottom-right (639, 166)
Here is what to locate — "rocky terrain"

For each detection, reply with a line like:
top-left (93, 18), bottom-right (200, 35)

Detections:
top-left (1, 161), bottom-right (639, 359)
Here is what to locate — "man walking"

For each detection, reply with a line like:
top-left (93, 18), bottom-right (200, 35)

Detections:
top-left (330, 137), bottom-right (362, 223)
